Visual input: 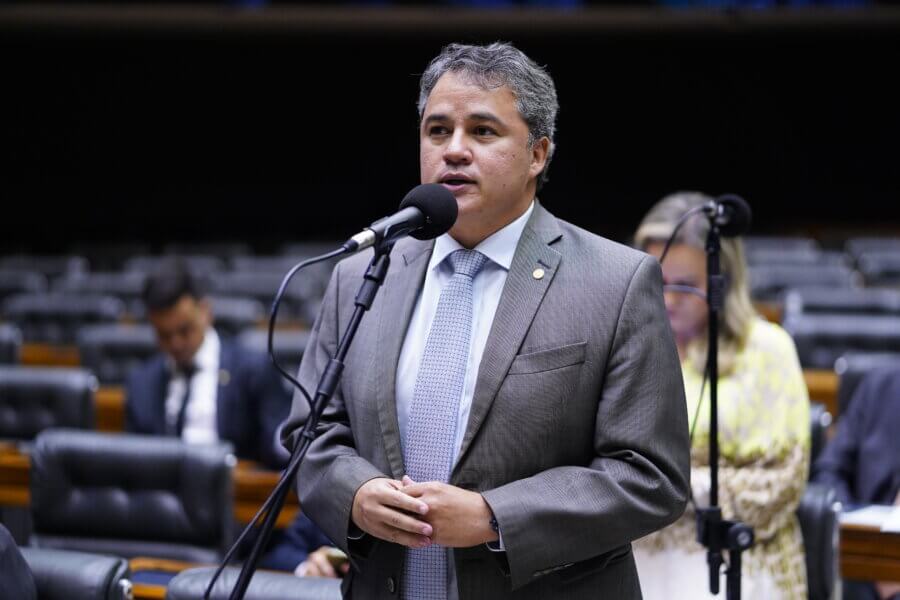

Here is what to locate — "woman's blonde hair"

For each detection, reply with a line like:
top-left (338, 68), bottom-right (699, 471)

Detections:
top-left (634, 191), bottom-right (757, 374)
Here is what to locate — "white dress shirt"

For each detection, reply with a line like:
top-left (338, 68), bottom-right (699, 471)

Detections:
top-left (165, 327), bottom-right (220, 445)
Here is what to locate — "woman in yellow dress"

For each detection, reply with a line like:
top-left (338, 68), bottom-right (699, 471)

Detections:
top-left (632, 191), bottom-right (810, 599)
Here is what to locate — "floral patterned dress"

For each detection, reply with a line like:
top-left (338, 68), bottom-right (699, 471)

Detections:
top-left (633, 318), bottom-right (810, 599)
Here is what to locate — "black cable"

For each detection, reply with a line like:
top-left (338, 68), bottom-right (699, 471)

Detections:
top-left (203, 245), bottom-right (350, 600)
top-left (658, 205), bottom-right (706, 266)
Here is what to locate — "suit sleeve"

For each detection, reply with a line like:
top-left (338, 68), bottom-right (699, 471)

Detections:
top-left (812, 372), bottom-right (875, 507)
top-left (124, 370), bottom-right (145, 434)
top-left (280, 260), bottom-right (388, 554)
top-left (481, 255), bottom-right (691, 590)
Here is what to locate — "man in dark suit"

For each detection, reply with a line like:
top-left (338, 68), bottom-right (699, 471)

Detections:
top-left (813, 367), bottom-right (900, 600)
top-left (282, 42), bottom-right (690, 599)
top-left (1, 523), bottom-right (36, 600)
top-left (125, 259), bottom-right (290, 468)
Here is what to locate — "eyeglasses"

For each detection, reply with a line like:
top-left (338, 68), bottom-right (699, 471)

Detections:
top-left (663, 284), bottom-right (707, 300)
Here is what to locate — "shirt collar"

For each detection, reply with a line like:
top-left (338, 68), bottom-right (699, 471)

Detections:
top-left (428, 200), bottom-right (535, 273)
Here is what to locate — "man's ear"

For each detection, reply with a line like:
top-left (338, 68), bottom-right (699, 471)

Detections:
top-left (529, 137), bottom-right (551, 181)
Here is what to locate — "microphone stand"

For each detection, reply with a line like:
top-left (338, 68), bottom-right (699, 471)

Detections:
top-left (224, 240), bottom-right (396, 600)
top-left (694, 207), bottom-right (754, 599)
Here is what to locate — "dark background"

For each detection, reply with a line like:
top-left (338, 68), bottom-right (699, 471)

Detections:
top-left (2, 5), bottom-right (899, 252)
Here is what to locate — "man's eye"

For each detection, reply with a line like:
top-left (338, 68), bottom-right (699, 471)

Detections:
top-left (429, 126), bottom-right (449, 136)
top-left (474, 126), bottom-right (496, 136)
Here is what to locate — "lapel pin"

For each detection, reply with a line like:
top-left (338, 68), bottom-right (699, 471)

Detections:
top-left (532, 268), bottom-right (545, 280)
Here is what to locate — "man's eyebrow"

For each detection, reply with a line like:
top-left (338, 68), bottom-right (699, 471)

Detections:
top-left (422, 112), bottom-right (505, 126)
top-left (468, 112), bottom-right (504, 125)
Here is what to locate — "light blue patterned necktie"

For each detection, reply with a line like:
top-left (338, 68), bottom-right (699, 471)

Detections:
top-left (402, 248), bottom-right (488, 600)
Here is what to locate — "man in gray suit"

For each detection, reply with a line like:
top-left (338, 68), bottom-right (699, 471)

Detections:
top-left (282, 42), bottom-right (690, 599)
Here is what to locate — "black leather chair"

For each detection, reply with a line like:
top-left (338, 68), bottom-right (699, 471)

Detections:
top-left (834, 351), bottom-right (900, 416)
top-left (54, 272), bottom-right (148, 315)
top-left (30, 430), bottom-right (235, 563)
top-left (857, 251), bottom-right (900, 287)
top-left (0, 255), bottom-right (89, 279)
top-left (782, 313), bottom-right (900, 369)
top-left (845, 236), bottom-right (900, 260)
top-left (783, 288), bottom-right (900, 319)
top-left (742, 236), bottom-right (820, 253)
top-left (237, 329), bottom-right (310, 378)
top-left (796, 482), bottom-right (841, 600)
top-left (76, 324), bottom-right (158, 385)
top-left (746, 248), bottom-right (848, 268)
top-left (0, 367), bottom-right (97, 442)
top-left (21, 546), bottom-right (132, 600)
top-left (0, 269), bottom-right (47, 304)
top-left (2, 293), bottom-right (125, 344)
top-left (163, 242), bottom-right (251, 258)
top-left (124, 255), bottom-right (226, 277)
top-left (749, 264), bottom-right (860, 303)
top-left (211, 272), bottom-right (311, 321)
top-left (0, 323), bottom-right (23, 364)
top-left (165, 566), bottom-right (341, 600)
top-left (808, 401), bottom-right (832, 468)
top-left (209, 297), bottom-right (266, 338)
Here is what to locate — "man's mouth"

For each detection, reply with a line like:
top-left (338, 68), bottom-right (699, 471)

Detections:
top-left (439, 174), bottom-right (475, 185)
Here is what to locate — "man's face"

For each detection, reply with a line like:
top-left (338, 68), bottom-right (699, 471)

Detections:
top-left (420, 71), bottom-right (549, 248)
top-left (148, 295), bottom-right (211, 369)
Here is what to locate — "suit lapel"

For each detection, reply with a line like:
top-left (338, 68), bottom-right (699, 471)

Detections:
top-left (453, 203), bottom-right (563, 474)
top-left (215, 341), bottom-right (233, 439)
top-left (374, 238), bottom-right (433, 479)
top-left (149, 358), bottom-right (171, 434)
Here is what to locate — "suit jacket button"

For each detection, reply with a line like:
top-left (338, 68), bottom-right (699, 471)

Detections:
top-left (387, 576), bottom-right (396, 594)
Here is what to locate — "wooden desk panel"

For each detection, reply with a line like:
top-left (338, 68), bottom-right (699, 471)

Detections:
top-left (804, 368), bottom-right (839, 419)
top-left (20, 343), bottom-right (81, 367)
top-left (96, 386), bottom-right (125, 431)
top-left (841, 523), bottom-right (900, 581)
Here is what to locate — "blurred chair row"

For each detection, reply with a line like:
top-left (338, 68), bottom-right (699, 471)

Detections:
top-left (5, 428), bottom-right (341, 599)
top-left (0, 321), bottom-right (308, 386)
top-left (745, 235), bottom-right (900, 301)
top-left (8, 421), bottom-right (834, 600)
top-left (0, 245), bottom-right (342, 337)
top-left (11, 544), bottom-right (339, 600)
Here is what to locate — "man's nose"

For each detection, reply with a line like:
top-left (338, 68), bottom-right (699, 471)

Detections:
top-left (443, 130), bottom-right (472, 165)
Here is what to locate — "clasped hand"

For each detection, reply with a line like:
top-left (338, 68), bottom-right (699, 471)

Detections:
top-left (350, 475), bottom-right (498, 549)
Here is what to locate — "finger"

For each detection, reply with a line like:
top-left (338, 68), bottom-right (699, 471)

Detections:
top-left (375, 525), bottom-right (432, 549)
top-left (401, 475), bottom-right (415, 486)
top-left (309, 552), bottom-right (336, 578)
top-left (379, 486), bottom-right (429, 515)
top-left (374, 505), bottom-right (433, 536)
top-left (340, 562), bottom-right (350, 575)
top-left (400, 481), bottom-right (440, 498)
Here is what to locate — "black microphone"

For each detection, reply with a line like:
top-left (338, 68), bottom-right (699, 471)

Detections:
top-left (343, 183), bottom-right (459, 252)
top-left (704, 194), bottom-right (752, 237)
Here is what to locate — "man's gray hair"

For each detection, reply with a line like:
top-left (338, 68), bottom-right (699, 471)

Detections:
top-left (418, 42), bottom-right (559, 190)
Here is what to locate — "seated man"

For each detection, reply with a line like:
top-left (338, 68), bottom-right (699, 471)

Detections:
top-left (126, 258), bottom-right (340, 575)
top-left (813, 366), bottom-right (900, 600)
top-left (126, 258), bottom-right (290, 468)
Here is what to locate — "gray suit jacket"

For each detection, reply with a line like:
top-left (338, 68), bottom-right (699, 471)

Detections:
top-left (283, 203), bottom-right (690, 599)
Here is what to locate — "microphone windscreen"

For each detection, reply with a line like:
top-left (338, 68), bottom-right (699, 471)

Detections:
top-left (717, 194), bottom-right (752, 237)
top-left (400, 184), bottom-right (459, 241)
